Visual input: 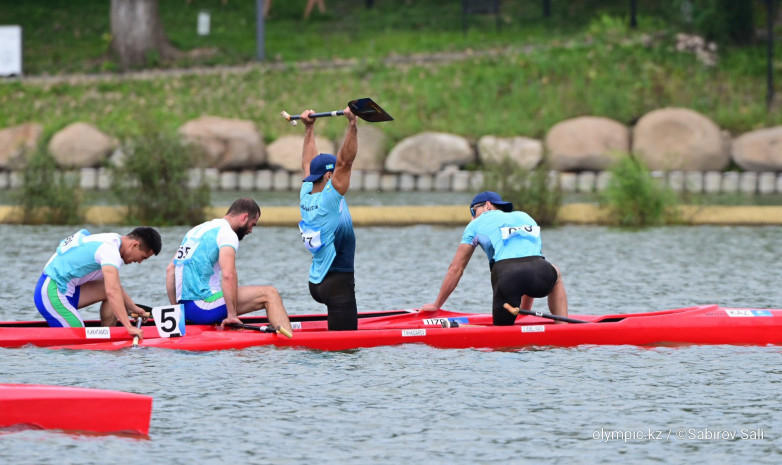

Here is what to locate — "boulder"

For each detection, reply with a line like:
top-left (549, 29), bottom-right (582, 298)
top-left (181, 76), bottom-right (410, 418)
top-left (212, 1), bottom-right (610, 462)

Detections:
top-left (477, 135), bottom-right (542, 169)
top-left (385, 132), bottom-right (474, 174)
top-left (48, 122), bottom-right (117, 168)
top-left (731, 126), bottom-right (782, 171)
top-left (352, 124), bottom-right (387, 171)
top-left (179, 116), bottom-right (265, 170)
top-left (545, 116), bottom-right (629, 171)
top-left (266, 134), bottom-right (335, 172)
top-left (0, 123), bottom-right (43, 170)
top-left (632, 108), bottom-right (729, 171)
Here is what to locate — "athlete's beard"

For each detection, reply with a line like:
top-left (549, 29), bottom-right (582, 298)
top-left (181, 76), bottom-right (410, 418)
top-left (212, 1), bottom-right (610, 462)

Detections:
top-left (235, 222), bottom-right (251, 241)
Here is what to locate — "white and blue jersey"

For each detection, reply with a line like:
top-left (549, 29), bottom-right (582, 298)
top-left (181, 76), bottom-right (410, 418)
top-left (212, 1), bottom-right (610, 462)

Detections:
top-left (299, 179), bottom-right (355, 284)
top-left (35, 229), bottom-right (124, 327)
top-left (43, 229), bottom-right (124, 296)
top-left (173, 218), bottom-right (239, 302)
top-left (461, 210), bottom-right (543, 262)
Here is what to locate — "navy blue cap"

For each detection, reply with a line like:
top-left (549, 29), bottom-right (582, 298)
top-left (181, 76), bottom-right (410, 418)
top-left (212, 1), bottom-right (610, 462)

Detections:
top-left (303, 153), bottom-right (337, 182)
top-left (470, 191), bottom-right (513, 212)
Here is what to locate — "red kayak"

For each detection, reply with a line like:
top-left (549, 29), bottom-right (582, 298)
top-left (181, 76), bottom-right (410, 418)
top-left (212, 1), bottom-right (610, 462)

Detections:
top-left (0, 384), bottom-right (152, 435)
top-left (3, 305), bottom-right (782, 351)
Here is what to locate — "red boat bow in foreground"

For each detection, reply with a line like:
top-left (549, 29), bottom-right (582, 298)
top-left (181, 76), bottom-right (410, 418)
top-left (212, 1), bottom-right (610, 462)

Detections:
top-left (0, 384), bottom-right (152, 436)
top-left (2, 305), bottom-right (782, 351)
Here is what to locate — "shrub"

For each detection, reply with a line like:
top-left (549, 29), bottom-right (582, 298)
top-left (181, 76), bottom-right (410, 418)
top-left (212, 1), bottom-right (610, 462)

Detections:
top-left (600, 154), bottom-right (680, 227)
top-left (13, 144), bottom-right (83, 224)
top-left (110, 132), bottom-right (211, 226)
top-left (481, 158), bottom-right (562, 226)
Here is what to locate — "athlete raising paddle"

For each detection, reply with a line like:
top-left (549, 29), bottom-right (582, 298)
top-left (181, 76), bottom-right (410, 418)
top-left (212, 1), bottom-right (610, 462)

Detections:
top-left (297, 106), bottom-right (359, 330)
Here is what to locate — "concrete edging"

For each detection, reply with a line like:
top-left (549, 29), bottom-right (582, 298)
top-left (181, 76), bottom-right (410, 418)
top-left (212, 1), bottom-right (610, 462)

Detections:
top-left (2, 204), bottom-right (782, 226)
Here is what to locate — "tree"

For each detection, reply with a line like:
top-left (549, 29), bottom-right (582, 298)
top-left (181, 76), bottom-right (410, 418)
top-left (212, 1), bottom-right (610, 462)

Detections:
top-left (110, 0), bottom-right (179, 69)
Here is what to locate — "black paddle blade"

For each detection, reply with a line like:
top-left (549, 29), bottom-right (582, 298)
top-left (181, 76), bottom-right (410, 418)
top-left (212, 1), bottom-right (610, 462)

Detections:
top-left (348, 98), bottom-right (394, 122)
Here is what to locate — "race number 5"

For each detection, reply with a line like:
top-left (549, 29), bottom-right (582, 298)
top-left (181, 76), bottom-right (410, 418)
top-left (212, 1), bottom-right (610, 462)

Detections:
top-left (151, 305), bottom-right (186, 337)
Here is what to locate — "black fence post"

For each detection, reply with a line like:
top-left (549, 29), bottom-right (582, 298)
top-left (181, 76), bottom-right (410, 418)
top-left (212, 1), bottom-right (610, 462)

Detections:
top-left (543, 0), bottom-right (551, 18)
top-left (630, 0), bottom-right (638, 28)
top-left (766, 0), bottom-right (775, 109)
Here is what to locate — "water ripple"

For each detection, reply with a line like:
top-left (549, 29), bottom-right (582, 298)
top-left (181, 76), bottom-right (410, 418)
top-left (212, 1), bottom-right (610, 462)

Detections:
top-left (2, 225), bottom-right (782, 464)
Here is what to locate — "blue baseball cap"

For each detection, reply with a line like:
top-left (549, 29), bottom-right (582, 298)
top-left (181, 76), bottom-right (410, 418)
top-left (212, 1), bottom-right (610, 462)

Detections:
top-left (303, 153), bottom-right (337, 182)
top-left (470, 191), bottom-right (513, 212)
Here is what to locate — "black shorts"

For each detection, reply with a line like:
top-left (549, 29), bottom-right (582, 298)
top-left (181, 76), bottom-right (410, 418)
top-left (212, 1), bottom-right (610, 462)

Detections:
top-left (309, 271), bottom-right (358, 331)
top-left (491, 256), bottom-right (558, 326)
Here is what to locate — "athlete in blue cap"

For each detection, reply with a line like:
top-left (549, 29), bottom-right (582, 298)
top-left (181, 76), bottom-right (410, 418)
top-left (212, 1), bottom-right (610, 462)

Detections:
top-left (298, 106), bottom-right (359, 330)
top-left (422, 191), bottom-right (568, 325)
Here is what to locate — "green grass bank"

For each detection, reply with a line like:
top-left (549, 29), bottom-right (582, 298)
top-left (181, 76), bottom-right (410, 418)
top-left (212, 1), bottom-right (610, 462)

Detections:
top-left (1, 0), bottom-right (780, 145)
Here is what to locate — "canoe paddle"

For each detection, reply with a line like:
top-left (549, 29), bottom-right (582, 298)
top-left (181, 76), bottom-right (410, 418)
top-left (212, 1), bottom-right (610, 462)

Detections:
top-left (132, 318), bottom-right (143, 347)
top-left (225, 323), bottom-right (294, 339)
top-left (280, 97), bottom-right (393, 126)
top-left (503, 303), bottom-right (589, 324)
top-left (131, 303), bottom-right (154, 347)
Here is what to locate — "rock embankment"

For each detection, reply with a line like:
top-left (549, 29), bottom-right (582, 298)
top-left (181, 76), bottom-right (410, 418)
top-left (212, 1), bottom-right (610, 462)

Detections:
top-left (1, 106), bottom-right (781, 194)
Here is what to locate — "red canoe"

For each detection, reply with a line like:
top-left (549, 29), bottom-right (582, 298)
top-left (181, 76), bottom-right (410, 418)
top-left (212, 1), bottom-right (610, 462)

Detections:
top-left (0, 384), bottom-right (152, 436)
top-left (1, 305), bottom-right (781, 351)
top-left (3, 305), bottom-right (782, 352)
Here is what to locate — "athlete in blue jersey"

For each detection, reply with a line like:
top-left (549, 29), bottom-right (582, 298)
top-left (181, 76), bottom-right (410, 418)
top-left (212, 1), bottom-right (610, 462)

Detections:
top-left (298, 106), bottom-right (358, 330)
top-left (166, 198), bottom-right (292, 333)
top-left (34, 227), bottom-right (162, 339)
top-left (422, 191), bottom-right (568, 325)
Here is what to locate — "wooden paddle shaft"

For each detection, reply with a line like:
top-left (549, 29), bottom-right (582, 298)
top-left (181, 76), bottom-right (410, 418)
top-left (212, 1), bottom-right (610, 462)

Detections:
top-left (227, 323), bottom-right (293, 339)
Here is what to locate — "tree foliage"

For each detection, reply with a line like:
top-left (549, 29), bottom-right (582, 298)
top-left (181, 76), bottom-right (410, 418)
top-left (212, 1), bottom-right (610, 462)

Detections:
top-left (600, 155), bottom-right (680, 228)
top-left (13, 145), bottom-right (84, 225)
top-left (110, 131), bottom-right (211, 226)
top-left (481, 158), bottom-right (563, 226)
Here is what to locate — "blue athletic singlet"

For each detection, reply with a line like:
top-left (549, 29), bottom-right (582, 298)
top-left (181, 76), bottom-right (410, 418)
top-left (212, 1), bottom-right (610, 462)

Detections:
top-left (299, 180), bottom-right (355, 284)
top-left (461, 210), bottom-right (543, 262)
top-left (173, 218), bottom-right (239, 302)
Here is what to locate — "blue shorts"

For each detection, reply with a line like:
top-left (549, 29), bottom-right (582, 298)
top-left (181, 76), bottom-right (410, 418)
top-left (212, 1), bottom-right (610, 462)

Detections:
top-left (34, 273), bottom-right (83, 327)
top-left (182, 292), bottom-right (227, 325)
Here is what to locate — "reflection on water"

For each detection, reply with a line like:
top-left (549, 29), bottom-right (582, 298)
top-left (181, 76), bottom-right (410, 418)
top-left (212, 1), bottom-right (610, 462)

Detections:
top-left (2, 224), bottom-right (782, 464)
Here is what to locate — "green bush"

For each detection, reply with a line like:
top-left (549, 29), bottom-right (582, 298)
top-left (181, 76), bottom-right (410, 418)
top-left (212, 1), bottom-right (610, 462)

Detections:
top-left (600, 155), bottom-right (680, 227)
top-left (110, 132), bottom-right (211, 225)
top-left (481, 158), bottom-right (562, 226)
top-left (13, 145), bottom-right (84, 225)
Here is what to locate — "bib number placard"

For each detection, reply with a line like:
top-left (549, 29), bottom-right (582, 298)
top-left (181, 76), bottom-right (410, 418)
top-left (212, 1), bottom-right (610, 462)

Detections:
top-left (500, 225), bottom-right (540, 240)
top-left (57, 229), bottom-right (89, 255)
top-left (175, 239), bottom-right (199, 261)
top-left (152, 305), bottom-right (186, 337)
top-left (298, 221), bottom-right (323, 253)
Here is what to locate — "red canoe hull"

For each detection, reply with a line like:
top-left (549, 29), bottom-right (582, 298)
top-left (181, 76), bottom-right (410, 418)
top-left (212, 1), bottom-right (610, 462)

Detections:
top-left (3, 305), bottom-right (780, 352)
top-left (0, 384), bottom-right (152, 435)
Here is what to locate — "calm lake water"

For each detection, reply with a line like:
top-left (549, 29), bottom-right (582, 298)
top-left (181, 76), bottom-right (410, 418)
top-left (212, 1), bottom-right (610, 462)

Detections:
top-left (2, 223), bottom-right (782, 464)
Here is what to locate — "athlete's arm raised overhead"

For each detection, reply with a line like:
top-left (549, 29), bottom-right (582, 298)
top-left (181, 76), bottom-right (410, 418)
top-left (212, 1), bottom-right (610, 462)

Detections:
top-left (331, 107), bottom-right (358, 196)
top-left (301, 109), bottom-right (319, 177)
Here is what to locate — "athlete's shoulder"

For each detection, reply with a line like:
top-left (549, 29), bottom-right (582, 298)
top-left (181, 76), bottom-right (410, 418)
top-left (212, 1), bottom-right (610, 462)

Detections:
top-left (511, 210), bottom-right (537, 225)
top-left (87, 232), bottom-right (121, 245)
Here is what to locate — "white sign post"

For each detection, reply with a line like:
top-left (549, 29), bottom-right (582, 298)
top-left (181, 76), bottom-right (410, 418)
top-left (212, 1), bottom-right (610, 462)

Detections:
top-left (197, 11), bottom-right (210, 36)
top-left (0, 26), bottom-right (22, 77)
